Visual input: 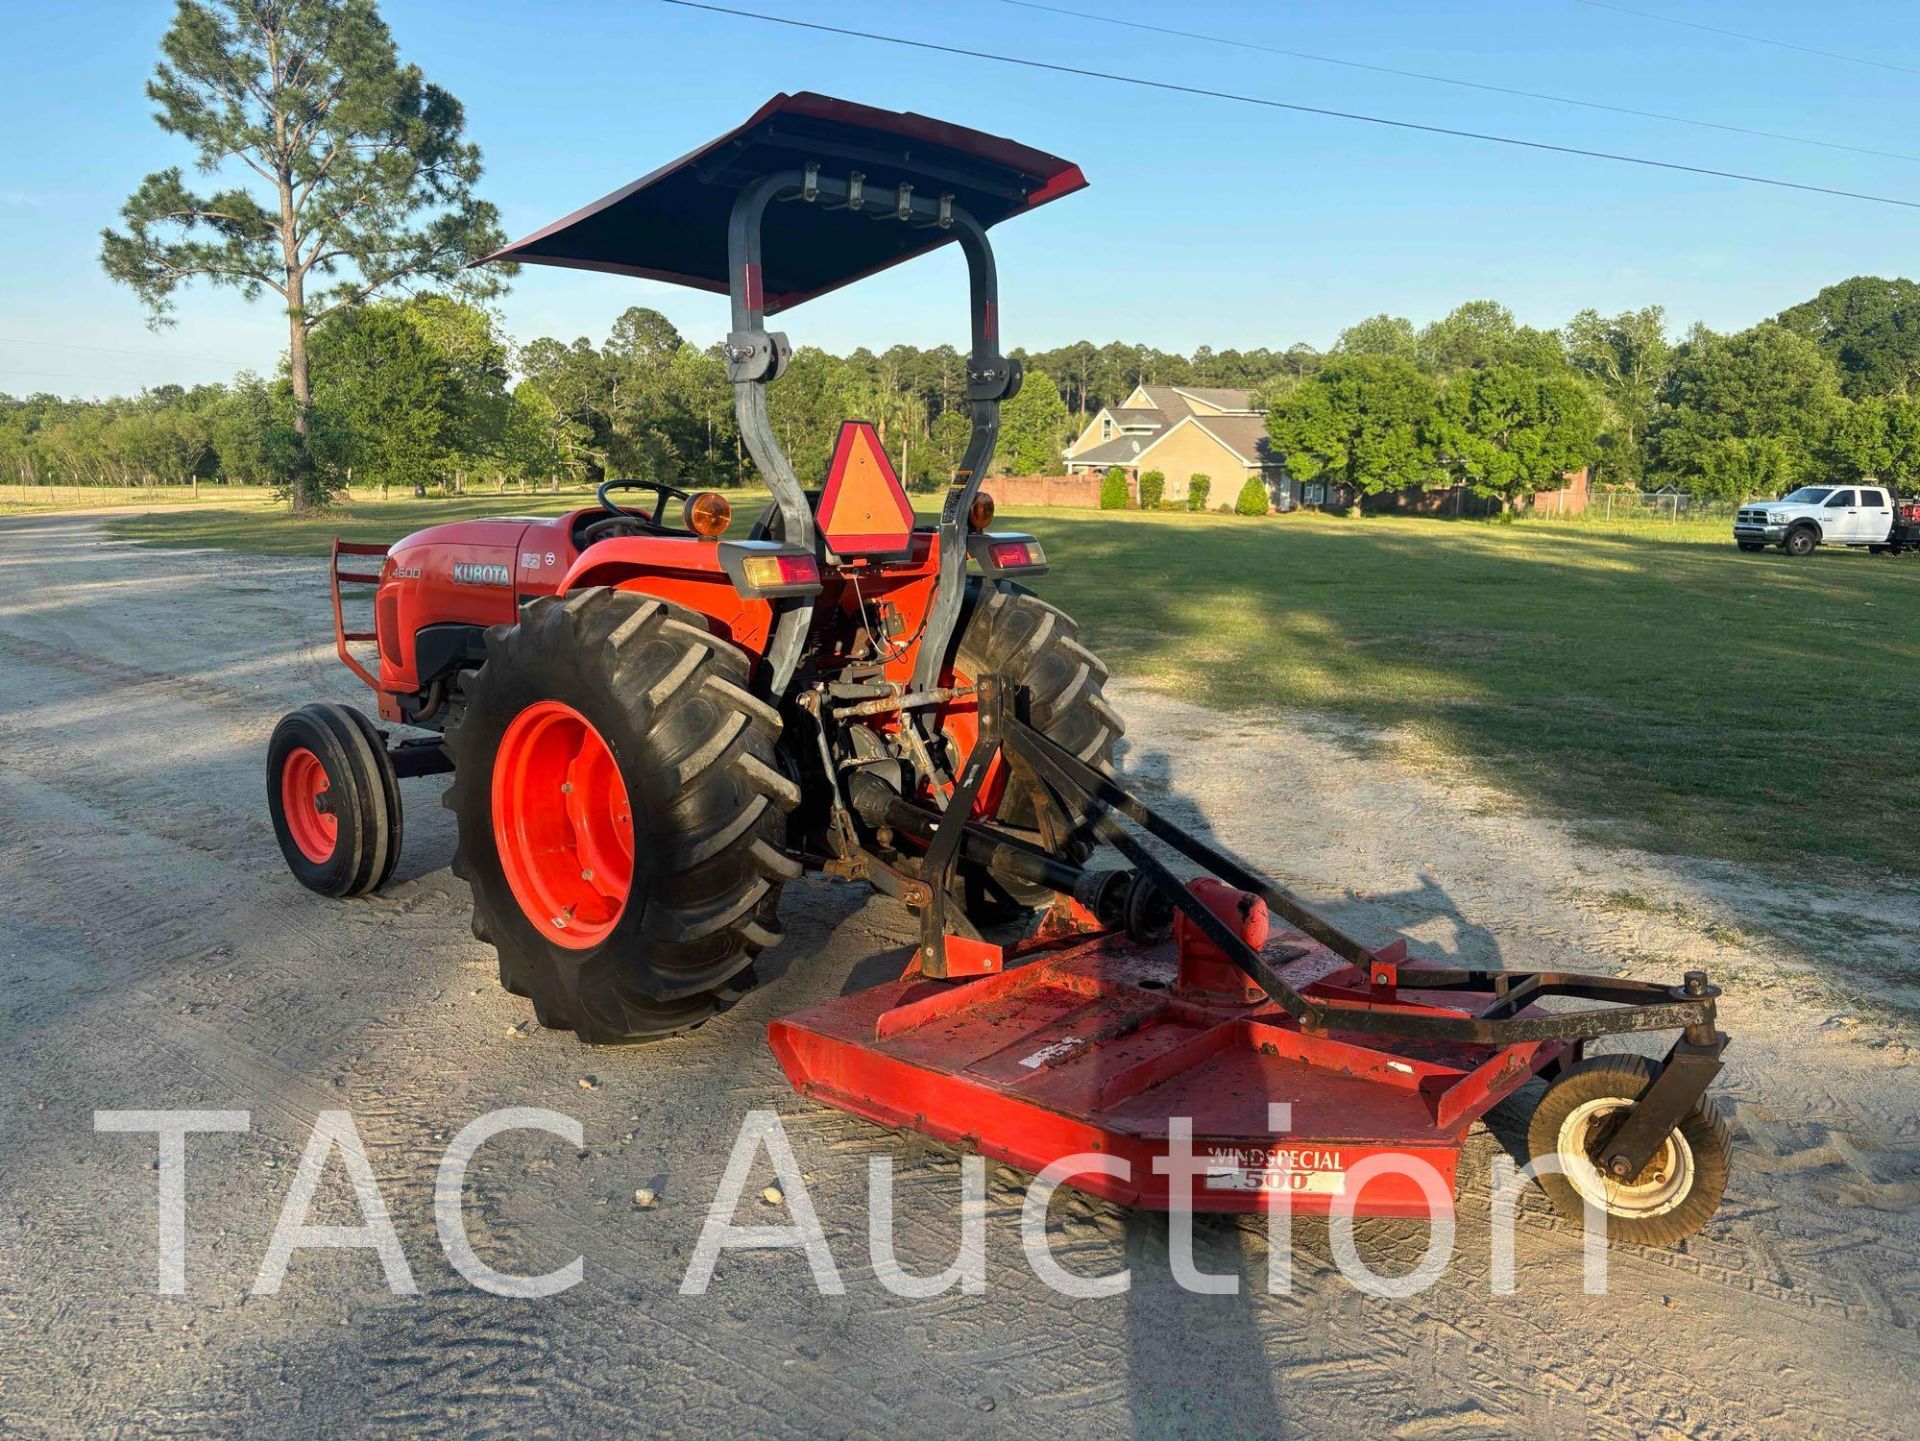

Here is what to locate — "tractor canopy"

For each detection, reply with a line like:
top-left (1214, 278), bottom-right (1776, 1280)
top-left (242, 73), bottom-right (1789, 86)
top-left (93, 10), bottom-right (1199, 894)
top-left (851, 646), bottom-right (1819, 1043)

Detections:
top-left (477, 92), bottom-right (1085, 313)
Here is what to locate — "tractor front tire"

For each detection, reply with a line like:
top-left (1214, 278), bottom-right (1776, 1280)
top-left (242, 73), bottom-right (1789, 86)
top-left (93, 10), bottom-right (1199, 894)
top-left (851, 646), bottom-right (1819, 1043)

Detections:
top-left (1526, 1054), bottom-right (1731, 1247)
top-left (268, 702), bottom-right (402, 899)
top-left (445, 589), bottom-right (800, 1043)
top-left (949, 580), bottom-right (1125, 927)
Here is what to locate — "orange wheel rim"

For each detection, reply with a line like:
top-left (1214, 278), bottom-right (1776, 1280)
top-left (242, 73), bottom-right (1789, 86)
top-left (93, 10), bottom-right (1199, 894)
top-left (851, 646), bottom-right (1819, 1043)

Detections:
top-left (281, 746), bottom-right (338, 863)
top-left (492, 701), bottom-right (633, 948)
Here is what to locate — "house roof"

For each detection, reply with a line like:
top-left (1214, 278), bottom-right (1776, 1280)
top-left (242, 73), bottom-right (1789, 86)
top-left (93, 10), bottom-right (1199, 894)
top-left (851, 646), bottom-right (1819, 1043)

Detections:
top-left (1173, 386), bottom-right (1260, 412)
top-left (1133, 385), bottom-right (1258, 418)
top-left (1068, 413), bottom-right (1280, 471)
top-left (1109, 407), bottom-right (1167, 430)
top-left (1190, 414), bottom-right (1280, 466)
top-left (1135, 386), bottom-right (1196, 419)
top-left (1068, 434), bottom-right (1154, 466)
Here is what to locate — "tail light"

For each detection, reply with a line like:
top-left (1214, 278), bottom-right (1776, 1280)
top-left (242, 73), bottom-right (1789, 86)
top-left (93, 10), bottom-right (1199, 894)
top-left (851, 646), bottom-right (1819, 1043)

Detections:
top-left (743, 553), bottom-right (818, 588)
top-left (966, 531), bottom-right (1048, 577)
top-left (718, 540), bottom-right (824, 597)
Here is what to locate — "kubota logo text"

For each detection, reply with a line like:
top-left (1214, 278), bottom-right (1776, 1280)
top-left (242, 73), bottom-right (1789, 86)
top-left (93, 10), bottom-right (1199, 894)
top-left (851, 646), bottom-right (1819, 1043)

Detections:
top-left (452, 562), bottom-right (511, 587)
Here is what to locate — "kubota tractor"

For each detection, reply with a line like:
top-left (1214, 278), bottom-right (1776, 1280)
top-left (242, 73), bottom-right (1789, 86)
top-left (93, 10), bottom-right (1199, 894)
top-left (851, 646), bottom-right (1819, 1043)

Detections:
top-left (270, 94), bottom-right (1734, 1244)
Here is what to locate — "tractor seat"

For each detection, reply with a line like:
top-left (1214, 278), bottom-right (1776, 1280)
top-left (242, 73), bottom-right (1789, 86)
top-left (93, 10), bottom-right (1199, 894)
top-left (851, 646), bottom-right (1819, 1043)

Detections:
top-left (747, 491), bottom-right (822, 544)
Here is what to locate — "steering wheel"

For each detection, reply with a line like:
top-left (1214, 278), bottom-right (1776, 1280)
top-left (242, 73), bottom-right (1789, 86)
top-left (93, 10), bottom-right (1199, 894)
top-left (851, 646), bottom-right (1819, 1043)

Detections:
top-left (597, 477), bottom-right (688, 525)
top-left (581, 477), bottom-right (693, 545)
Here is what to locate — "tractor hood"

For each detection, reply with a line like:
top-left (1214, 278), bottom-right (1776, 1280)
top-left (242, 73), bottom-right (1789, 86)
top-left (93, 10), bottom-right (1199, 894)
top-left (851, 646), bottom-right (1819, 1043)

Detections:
top-left (475, 91), bottom-right (1085, 313)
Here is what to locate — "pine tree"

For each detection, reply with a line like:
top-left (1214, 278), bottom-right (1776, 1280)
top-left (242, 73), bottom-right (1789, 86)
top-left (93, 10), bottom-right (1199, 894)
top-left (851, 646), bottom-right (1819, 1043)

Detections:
top-left (101, 0), bottom-right (510, 509)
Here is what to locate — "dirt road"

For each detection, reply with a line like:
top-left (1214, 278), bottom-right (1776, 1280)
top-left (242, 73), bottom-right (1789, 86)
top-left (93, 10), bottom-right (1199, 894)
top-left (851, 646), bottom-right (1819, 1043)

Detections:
top-left (1, 511), bottom-right (1916, 1438)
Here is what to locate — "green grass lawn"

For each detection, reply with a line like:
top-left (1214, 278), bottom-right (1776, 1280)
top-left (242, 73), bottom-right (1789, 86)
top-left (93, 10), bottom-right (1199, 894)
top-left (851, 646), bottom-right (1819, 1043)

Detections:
top-left (106, 495), bottom-right (1920, 877)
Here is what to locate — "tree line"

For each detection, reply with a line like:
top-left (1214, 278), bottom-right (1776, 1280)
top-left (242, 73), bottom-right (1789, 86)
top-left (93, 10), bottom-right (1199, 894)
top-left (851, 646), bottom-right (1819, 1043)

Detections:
top-left (10, 274), bottom-right (1920, 506)
top-left (1262, 276), bottom-right (1920, 506)
top-left (56, 1), bottom-right (1920, 514)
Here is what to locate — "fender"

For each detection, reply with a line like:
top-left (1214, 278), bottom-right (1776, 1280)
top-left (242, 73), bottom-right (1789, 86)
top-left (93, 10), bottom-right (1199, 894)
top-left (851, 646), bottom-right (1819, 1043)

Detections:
top-left (557, 536), bottom-right (777, 658)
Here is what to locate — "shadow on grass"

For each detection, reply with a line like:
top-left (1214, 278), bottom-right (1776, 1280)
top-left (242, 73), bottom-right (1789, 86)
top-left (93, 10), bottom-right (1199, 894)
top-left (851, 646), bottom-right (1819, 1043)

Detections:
top-left (103, 501), bottom-right (1920, 876)
top-left (1007, 509), bottom-right (1920, 878)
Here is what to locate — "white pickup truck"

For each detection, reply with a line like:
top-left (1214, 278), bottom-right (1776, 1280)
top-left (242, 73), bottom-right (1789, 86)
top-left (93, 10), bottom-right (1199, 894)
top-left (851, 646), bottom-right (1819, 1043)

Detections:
top-left (1732, 484), bottom-right (1920, 556)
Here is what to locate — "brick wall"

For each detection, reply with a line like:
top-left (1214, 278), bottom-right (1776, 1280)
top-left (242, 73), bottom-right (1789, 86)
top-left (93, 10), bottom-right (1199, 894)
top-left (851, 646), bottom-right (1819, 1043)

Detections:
top-left (985, 474), bottom-right (1110, 507)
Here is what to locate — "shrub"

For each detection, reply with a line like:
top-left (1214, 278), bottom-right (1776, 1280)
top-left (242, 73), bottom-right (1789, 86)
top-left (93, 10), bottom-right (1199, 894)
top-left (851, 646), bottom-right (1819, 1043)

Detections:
top-left (1139, 469), bottom-right (1165, 510)
top-left (1099, 467), bottom-right (1130, 509)
top-left (1235, 474), bottom-right (1270, 516)
top-left (1186, 474), bottom-right (1211, 512)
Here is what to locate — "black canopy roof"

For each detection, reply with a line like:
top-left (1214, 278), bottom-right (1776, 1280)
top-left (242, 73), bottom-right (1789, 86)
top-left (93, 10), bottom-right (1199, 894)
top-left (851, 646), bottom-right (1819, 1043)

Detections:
top-left (477, 92), bottom-right (1086, 314)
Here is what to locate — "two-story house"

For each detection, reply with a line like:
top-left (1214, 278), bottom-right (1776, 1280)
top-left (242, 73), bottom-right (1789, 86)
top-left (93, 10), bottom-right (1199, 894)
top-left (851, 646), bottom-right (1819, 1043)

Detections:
top-left (1061, 384), bottom-right (1287, 507)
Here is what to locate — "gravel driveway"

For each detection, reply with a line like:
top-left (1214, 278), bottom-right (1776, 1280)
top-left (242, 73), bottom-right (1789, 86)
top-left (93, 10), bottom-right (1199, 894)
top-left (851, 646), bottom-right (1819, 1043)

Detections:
top-left (1, 511), bottom-right (1915, 1438)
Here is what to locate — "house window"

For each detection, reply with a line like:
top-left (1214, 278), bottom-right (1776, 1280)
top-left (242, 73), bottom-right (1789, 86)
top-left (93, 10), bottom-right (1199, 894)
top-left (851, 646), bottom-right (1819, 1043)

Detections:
top-left (1304, 483), bottom-right (1326, 505)
top-left (1101, 417), bottom-right (1112, 440)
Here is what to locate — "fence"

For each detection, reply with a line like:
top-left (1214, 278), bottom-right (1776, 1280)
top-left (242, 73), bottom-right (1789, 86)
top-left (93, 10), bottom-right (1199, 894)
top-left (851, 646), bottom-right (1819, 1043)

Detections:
top-left (0, 482), bottom-right (280, 510)
top-left (1557, 493), bottom-right (1740, 524)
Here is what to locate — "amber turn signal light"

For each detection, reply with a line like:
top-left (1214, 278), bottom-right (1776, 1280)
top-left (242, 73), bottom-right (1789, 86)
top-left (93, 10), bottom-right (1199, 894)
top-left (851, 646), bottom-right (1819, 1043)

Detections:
top-left (685, 491), bottom-right (732, 538)
top-left (967, 491), bottom-right (996, 531)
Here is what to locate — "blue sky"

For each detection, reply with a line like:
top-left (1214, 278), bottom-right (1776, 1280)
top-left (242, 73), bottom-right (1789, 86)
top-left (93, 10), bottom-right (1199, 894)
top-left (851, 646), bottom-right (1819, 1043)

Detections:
top-left (4, 0), bottom-right (1919, 397)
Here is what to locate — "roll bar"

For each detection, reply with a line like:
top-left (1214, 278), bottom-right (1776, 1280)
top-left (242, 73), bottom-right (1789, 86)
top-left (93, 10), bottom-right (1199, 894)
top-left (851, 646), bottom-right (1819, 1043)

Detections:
top-left (722, 166), bottom-right (1019, 696)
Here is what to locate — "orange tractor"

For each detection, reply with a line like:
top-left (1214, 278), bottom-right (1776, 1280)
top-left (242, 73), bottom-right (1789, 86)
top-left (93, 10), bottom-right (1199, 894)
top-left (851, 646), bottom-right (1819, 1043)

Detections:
top-left (270, 94), bottom-right (1732, 1243)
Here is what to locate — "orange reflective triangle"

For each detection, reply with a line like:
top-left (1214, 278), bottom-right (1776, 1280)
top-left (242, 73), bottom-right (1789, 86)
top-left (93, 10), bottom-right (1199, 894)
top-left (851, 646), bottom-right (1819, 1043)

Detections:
top-left (817, 421), bottom-right (914, 555)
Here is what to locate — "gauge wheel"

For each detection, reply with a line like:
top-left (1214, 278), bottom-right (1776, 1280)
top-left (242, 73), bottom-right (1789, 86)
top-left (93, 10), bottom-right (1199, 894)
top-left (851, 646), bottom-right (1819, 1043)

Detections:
top-left (1527, 1054), bottom-right (1731, 1247)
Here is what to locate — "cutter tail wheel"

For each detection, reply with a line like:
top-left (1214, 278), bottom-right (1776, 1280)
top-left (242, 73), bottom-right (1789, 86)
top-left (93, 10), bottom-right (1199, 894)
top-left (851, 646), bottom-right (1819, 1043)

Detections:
top-left (445, 588), bottom-right (800, 1044)
top-left (267, 703), bottom-right (402, 898)
top-left (1527, 1055), bottom-right (1732, 1246)
top-left (948, 579), bottom-right (1123, 927)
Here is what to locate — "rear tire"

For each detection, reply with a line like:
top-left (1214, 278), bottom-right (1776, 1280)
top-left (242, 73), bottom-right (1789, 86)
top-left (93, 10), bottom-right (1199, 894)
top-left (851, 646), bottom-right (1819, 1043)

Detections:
top-left (445, 589), bottom-right (799, 1043)
top-left (1526, 1055), bottom-right (1731, 1247)
top-left (267, 703), bottom-right (401, 898)
top-left (948, 580), bottom-right (1124, 927)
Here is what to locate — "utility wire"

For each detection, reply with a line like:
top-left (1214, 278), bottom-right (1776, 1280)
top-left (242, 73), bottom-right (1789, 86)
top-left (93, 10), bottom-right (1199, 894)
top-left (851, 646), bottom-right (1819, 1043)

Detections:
top-left (658, 1), bottom-right (1920, 212)
top-left (1002, 0), bottom-right (1920, 165)
top-left (0, 336), bottom-right (261, 367)
top-left (1574, 0), bottom-right (1920, 78)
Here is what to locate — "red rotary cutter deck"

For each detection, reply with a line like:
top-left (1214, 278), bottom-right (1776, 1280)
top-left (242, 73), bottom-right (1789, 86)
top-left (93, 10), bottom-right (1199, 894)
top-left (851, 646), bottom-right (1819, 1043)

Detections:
top-left (773, 891), bottom-right (1566, 1217)
top-left (773, 678), bottom-right (1728, 1219)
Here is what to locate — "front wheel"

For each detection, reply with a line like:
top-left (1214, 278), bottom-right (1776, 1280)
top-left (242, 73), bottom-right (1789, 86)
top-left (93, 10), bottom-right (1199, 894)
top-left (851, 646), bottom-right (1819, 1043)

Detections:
top-left (1783, 527), bottom-right (1818, 557)
top-left (267, 703), bottom-right (401, 898)
top-left (1526, 1055), bottom-right (1731, 1247)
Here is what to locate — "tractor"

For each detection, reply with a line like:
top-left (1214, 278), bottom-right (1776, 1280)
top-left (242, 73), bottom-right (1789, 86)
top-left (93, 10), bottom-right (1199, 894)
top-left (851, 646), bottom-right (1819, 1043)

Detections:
top-left (270, 94), bottom-right (1733, 1245)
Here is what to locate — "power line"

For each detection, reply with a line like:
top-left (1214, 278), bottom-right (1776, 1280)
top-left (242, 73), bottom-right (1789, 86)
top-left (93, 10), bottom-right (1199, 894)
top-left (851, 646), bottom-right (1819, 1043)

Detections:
top-left (0, 369), bottom-right (167, 385)
top-left (657, 1), bottom-right (1920, 212)
top-left (1002, 0), bottom-right (1920, 165)
top-left (1574, 0), bottom-right (1920, 78)
top-left (0, 336), bottom-right (262, 367)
